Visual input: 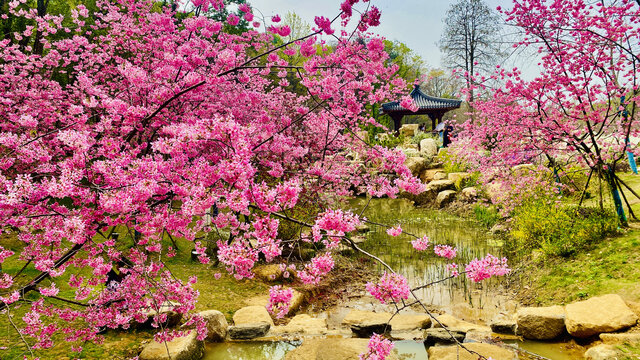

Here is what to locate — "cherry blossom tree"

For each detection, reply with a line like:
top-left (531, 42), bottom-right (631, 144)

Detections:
top-left (0, 0), bottom-right (509, 358)
top-left (455, 0), bottom-right (640, 223)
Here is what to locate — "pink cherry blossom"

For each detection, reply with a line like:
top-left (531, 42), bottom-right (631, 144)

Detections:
top-left (465, 254), bottom-right (510, 283)
top-left (359, 333), bottom-right (394, 360)
top-left (366, 272), bottom-right (410, 304)
top-left (433, 245), bottom-right (457, 260)
top-left (411, 236), bottom-right (430, 251)
top-left (386, 225), bottom-right (402, 237)
top-left (266, 285), bottom-right (294, 319)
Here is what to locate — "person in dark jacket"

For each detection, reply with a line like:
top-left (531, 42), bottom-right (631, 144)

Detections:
top-left (443, 125), bottom-right (454, 147)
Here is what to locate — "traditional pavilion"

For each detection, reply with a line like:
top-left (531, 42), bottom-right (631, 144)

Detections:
top-left (381, 84), bottom-right (462, 131)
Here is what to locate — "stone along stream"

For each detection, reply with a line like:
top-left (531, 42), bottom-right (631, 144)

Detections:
top-left (205, 198), bottom-right (582, 360)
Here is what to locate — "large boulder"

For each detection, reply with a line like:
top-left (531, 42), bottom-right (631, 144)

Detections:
top-left (426, 180), bottom-right (455, 193)
top-left (342, 310), bottom-right (391, 337)
top-left (436, 190), bottom-right (456, 208)
top-left (139, 331), bottom-right (204, 360)
top-left (433, 314), bottom-right (491, 333)
top-left (271, 314), bottom-right (328, 337)
top-left (599, 332), bottom-right (640, 344)
top-left (389, 314), bottom-right (431, 330)
top-left (400, 124), bottom-right (420, 137)
top-left (285, 338), bottom-right (399, 360)
top-left (232, 305), bottom-right (274, 327)
top-left (420, 138), bottom-right (438, 157)
top-left (228, 323), bottom-right (270, 339)
top-left (584, 344), bottom-right (622, 360)
top-left (565, 294), bottom-right (638, 338)
top-left (516, 305), bottom-right (565, 340)
top-left (342, 310), bottom-right (391, 326)
top-left (134, 301), bottom-right (183, 329)
top-left (198, 310), bottom-right (227, 342)
top-left (448, 172), bottom-right (469, 184)
top-left (423, 328), bottom-right (466, 347)
top-left (433, 172), bottom-right (448, 180)
top-left (342, 310), bottom-right (430, 331)
top-left (427, 343), bottom-right (516, 360)
top-left (489, 313), bottom-right (517, 335)
top-left (252, 264), bottom-right (284, 282)
top-left (460, 187), bottom-right (478, 202)
top-left (420, 168), bottom-right (445, 183)
top-left (405, 156), bottom-right (430, 177)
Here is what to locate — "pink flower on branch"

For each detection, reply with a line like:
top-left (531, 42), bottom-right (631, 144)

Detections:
top-left (266, 285), bottom-right (294, 319)
top-left (366, 272), bottom-right (410, 304)
top-left (411, 236), bottom-right (430, 251)
top-left (298, 253), bottom-right (335, 285)
top-left (386, 225), bottom-right (402, 237)
top-left (433, 245), bottom-right (457, 260)
top-left (359, 333), bottom-right (394, 360)
top-left (465, 254), bottom-right (510, 283)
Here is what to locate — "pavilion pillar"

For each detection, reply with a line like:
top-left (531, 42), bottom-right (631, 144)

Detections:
top-left (391, 114), bottom-right (404, 132)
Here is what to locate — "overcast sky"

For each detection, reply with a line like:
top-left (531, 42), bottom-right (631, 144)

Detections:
top-left (249, 0), bottom-right (522, 71)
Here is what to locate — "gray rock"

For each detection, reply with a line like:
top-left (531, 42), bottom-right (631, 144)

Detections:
top-left (436, 190), bottom-right (456, 208)
top-left (427, 343), bottom-right (516, 360)
top-left (232, 306), bottom-right (274, 327)
top-left (420, 138), bottom-right (438, 157)
top-left (198, 310), bottom-right (227, 342)
top-left (134, 301), bottom-right (183, 329)
top-left (228, 323), bottom-right (270, 339)
top-left (489, 313), bottom-right (517, 335)
top-left (350, 323), bottom-right (390, 338)
top-left (139, 331), bottom-right (204, 360)
top-left (584, 344), bottom-right (622, 360)
top-left (433, 172), bottom-right (448, 180)
top-left (400, 124), bottom-right (420, 137)
top-left (565, 294), bottom-right (638, 338)
top-left (516, 306), bottom-right (565, 340)
top-left (460, 187), bottom-right (478, 202)
top-left (405, 156), bottom-right (430, 177)
top-left (423, 328), bottom-right (466, 347)
top-left (426, 180), bottom-right (455, 193)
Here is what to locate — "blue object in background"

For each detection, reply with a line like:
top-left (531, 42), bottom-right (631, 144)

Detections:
top-left (628, 150), bottom-right (638, 175)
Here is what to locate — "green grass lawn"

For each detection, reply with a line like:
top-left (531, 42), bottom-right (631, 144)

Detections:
top-left (516, 227), bottom-right (640, 305)
top-left (0, 228), bottom-right (269, 359)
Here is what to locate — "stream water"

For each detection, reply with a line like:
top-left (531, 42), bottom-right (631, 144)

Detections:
top-left (204, 198), bottom-right (584, 359)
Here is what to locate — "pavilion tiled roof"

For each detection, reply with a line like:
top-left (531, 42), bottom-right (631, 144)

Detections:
top-left (381, 85), bottom-right (462, 113)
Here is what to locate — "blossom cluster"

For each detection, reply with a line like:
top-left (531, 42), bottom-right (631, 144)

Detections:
top-left (365, 272), bottom-right (410, 304)
top-left (297, 253), bottom-right (335, 285)
top-left (433, 245), bottom-right (457, 260)
top-left (266, 285), bottom-right (294, 319)
top-left (411, 236), bottom-right (430, 251)
top-left (359, 333), bottom-right (394, 360)
top-left (465, 254), bottom-right (510, 283)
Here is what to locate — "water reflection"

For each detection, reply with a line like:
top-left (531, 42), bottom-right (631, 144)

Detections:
top-left (346, 197), bottom-right (509, 318)
top-left (204, 341), bottom-right (299, 360)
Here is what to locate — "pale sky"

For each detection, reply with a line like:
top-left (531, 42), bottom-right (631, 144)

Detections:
top-left (248, 0), bottom-right (524, 71)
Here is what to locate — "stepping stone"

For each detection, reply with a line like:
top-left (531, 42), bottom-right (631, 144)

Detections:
top-left (198, 310), bottom-right (227, 342)
top-left (423, 328), bottom-right (466, 347)
top-left (228, 323), bottom-right (270, 340)
top-left (565, 294), bottom-right (638, 338)
top-left (427, 343), bottom-right (515, 360)
top-left (139, 331), bottom-right (204, 360)
top-left (516, 305), bottom-right (565, 340)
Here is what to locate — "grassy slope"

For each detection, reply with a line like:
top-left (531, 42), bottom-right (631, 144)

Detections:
top-left (0, 230), bottom-right (269, 359)
top-left (517, 227), bottom-right (640, 305)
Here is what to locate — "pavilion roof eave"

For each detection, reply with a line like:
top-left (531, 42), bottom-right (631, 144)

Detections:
top-left (380, 85), bottom-right (463, 115)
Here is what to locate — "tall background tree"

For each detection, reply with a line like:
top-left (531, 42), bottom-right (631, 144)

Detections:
top-left (439, 0), bottom-right (503, 104)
